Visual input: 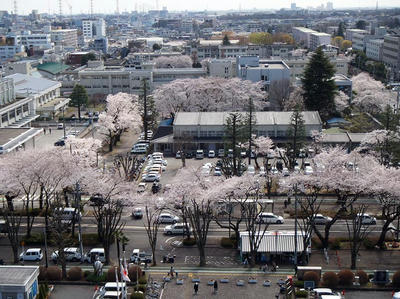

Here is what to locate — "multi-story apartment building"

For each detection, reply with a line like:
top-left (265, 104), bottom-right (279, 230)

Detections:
top-left (382, 35), bottom-right (400, 79)
top-left (9, 33), bottom-right (53, 50)
top-left (366, 39), bottom-right (384, 61)
top-left (51, 29), bottom-right (78, 48)
top-left (0, 78), bottom-right (15, 107)
top-left (203, 59), bottom-right (236, 78)
top-left (309, 32), bottom-right (331, 51)
top-left (345, 29), bottom-right (368, 42)
top-left (218, 45), bottom-right (248, 59)
top-left (0, 45), bottom-right (25, 62)
top-left (292, 27), bottom-right (317, 48)
top-left (82, 19), bottom-right (106, 40)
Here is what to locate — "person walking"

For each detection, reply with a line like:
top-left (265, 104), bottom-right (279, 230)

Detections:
top-left (194, 282), bottom-right (199, 295)
top-left (170, 266), bottom-right (174, 278)
top-left (213, 280), bottom-right (218, 294)
top-left (49, 128), bottom-right (52, 134)
top-left (43, 128), bottom-right (46, 135)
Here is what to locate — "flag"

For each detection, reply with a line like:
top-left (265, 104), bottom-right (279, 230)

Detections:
top-left (121, 259), bottom-right (131, 282)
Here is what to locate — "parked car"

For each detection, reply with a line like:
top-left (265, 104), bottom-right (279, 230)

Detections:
top-left (304, 166), bottom-right (314, 175)
top-left (356, 213), bottom-right (377, 225)
top-left (282, 168), bottom-right (290, 176)
top-left (214, 167), bottom-right (222, 176)
top-left (259, 166), bottom-right (266, 177)
top-left (130, 249), bottom-right (152, 263)
top-left (137, 183), bottom-right (146, 193)
top-left (132, 208), bottom-right (143, 219)
top-left (20, 248), bottom-right (43, 261)
top-left (257, 213), bottom-right (284, 224)
top-left (142, 173), bottom-right (160, 182)
top-left (218, 149), bottom-right (225, 158)
top-left (54, 207), bottom-right (81, 222)
top-left (98, 282), bottom-right (126, 298)
top-left (175, 151), bottom-right (182, 159)
top-left (164, 223), bottom-right (192, 235)
top-left (131, 144), bottom-right (148, 154)
top-left (201, 165), bottom-right (211, 176)
top-left (240, 151), bottom-right (247, 158)
top-left (57, 123), bottom-right (64, 129)
top-left (51, 247), bottom-right (82, 263)
top-left (85, 248), bottom-right (105, 263)
top-left (54, 136), bottom-right (68, 146)
top-left (156, 213), bottom-right (179, 224)
top-left (271, 167), bottom-right (279, 175)
top-left (152, 182), bottom-right (162, 194)
top-left (185, 152), bottom-right (194, 159)
top-left (312, 214), bottom-right (332, 225)
top-left (196, 149), bottom-right (204, 159)
top-left (227, 149), bottom-right (234, 158)
top-left (313, 288), bottom-right (342, 299)
top-left (247, 165), bottom-right (255, 175)
top-left (208, 150), bottom-right (216, 158)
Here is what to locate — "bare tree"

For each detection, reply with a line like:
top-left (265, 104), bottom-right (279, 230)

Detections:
top-left (1, 192), bottom-right (22, 264)
top-left (376, 195), bottom-right (400, 249)
top-left (346, 205), bottom-right (371, 269)
top-left (214, 194), bottom-right (243, 243)
top-left (269, 78), bottom-right (290, 111)
top-left (113, 153), bottom-right (142, 181)
top-left (143, 205), bottom-right (162, 266)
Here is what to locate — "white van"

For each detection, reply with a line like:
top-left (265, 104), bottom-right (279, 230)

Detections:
top-left (56, 207), bottom-right (80, 222)
top-left (196, 149), bottom-right (204, 159)
top-left (85, 248), bottom-right (105, 263)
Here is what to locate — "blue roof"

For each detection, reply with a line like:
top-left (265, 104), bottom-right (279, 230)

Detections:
top-left (327, 117), bottom-right (348, 124)
top-left (159, 118), bottom-right (173, 126)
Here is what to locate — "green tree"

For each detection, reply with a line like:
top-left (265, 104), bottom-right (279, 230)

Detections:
top-left (355, 20), bottom-right (367, 30)
top-left (224, 113), bottom-right (247, 176)
top-left (222, 34), bottom-right (231, 46)
top-left (152, 43), bottom-right (161, 51)
top-left (302, 47), bottom-right (337, 121)
top-left (286, 105), bottom-right (306, 170)
top-left (69, 84), bottom-right (88, 121)
top-left (81, 52), bottom-right (96, 66)
top-left (337, 22), bottom-right (345, 38)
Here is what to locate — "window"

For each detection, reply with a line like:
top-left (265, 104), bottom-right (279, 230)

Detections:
top-left (1, 113), bottom-right (8, 123)
top-left (9, 110), bottom-right (15, 119)
top-left (17, 107), bottom-right (22, 115)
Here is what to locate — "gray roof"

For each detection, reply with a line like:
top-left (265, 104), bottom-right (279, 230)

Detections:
top-left (240, 231), bottom-right (304, 253)
top-left (5, 73), bottom-right (61, 96)
top-left (0, 266), bottom-right (39, 286)
top-left (174, 111), bottom-right (322, 126)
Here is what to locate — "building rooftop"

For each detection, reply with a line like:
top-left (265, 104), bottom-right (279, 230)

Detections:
top-left (174, 111), bottom-right (322, 126)
top-left (0, 266), bottom-right (39, 285)
top-left (37, 62), bottom-right (69, 75)
top-left (4, 73), bottom-right (61, 96)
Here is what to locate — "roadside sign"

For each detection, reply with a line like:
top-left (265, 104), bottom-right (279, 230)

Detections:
top-left (304, 280), bottom-right (315, 289)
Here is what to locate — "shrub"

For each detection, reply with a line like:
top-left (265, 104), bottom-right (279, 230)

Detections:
top-left (86, 272), bottom-right (107, 283)
top-left (107, 266), bottom-right (121, 282)
top-left (329, 238), bottom-right (342, 250)
top-left (130, 292), bottom-right (145, 299)
top-left (67, 267), bottom-right (83, 281)
top-left (294, 280), bottom-right (304, 288)
top-left (311, 237), bottom-right (323, 250)
top-left (392, 270), bottom-right (400, 288)
top-left (322, 272), bottom-right (339, 288)
top-left (22, 233), bottom-right (45, 245)
top-left (134, 284), bottom-right (146, 292)
top-left (46, 266), bottom-right (62, 281)
top-left (138, 276), bottom-right (147, 285)
top-left (363, 238), bottom-right (375, 250)
top-left (182, 237), bottom-right (196, 246)
top-left (356, 270), bottom-right (368, 285)
top-left (82, 233), bottom-right (101, 246)
top-left (38, 266), bottom-right (47, 281)
top-left (303, 271), bottom-right (320, 285)
top-left (220, 237), bottom-right (234, 248)
top-left (338, 269), bottom-right (354, 286)
top-left (128, 265), bottom-right (143, 282)
top-left (84, 270), bottom-right (91, 278)
top-left (295, 290), bottom-right (308, 298)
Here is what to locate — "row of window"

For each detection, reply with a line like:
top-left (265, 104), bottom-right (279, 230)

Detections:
top-left (177, 130), bottom-right (288, 138)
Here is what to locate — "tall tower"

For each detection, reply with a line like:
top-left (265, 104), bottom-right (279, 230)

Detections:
top-left (116, 0), bottom-right (120, 14)
top-left (58, 0), bottom-right (63, 16)
top-left (376, 0), bottom-right (378, 10)
top-left (13, 0), bottom-right (18, 16)
top-left (90, 0), bottom-right (94, 17)
top-left (155, 0), bottom-right (159, 10)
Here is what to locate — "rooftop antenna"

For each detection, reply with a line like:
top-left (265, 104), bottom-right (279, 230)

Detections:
top-left (155, 0), bottom-right (159, 10)
top-left (58, 0), bottom-right (63, 17)
top-left (116, 0), bottom-right (120, 14)
top-left (90, 0), bottom-right (94, 17)
top-left (13, 0), bottom-right (18, 16)
top-left (376, 0), bottom-right (378, 10)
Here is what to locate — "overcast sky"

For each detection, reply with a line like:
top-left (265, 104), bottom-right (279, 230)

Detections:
top-left (4, 0), bottom-right (400, 15)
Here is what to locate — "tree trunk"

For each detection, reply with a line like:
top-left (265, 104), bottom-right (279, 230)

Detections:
top-left (376, 220), bottom-right (391, 249)
top-left (78, 104), bottom-right (81, 121)
top-left (151, 245), bottom-right (157, 266)
top-left (104, 241), bottom-right (110, 265)
top-left (12, 244), bottom-right (19, 264)
top-left (250, 251), bottom-right (256, 267)
top-left (198, 245), bottom-right (206, 267)
top-left (39, 185), bottom-right (44, 210)
top-left (350, 249), bottom-right (357, 270)
top-left (108, 132), bottom-right (113, 152)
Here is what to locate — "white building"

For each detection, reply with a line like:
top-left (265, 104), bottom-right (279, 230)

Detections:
top-left (0, 45), bottom-right (25, 62)
top-left (309, 32), bottom-right (331, 51)
top-left (382, 35), bottom-right (400, 79)
top-left (292, 27), bottom-right (317, 48)
top-left (345, 29), bottom-right (368, 42)
top-left (204, 59), bottom-right (236, 78)
top-left (51, 29), bottom-right (78, 48)
top-left (0, 78), bottom-right (15, 106)
top-left (10, 33), bottom-right (53, 50)
top-left (219, 45), bottom-right (248, 59)
top-left (82, 18), bottom-right (106, 40)
top-left (236, 56), bottom-right (291, 89)
top-left (366, 39), bottom-right (384, 61)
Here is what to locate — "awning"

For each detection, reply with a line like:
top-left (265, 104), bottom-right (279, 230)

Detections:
top-left (240, 231), bottom-right (304, 254)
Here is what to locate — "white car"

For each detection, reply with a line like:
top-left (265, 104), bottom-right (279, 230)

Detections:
top-left (98, 282), bottom-right (126, 299)
top-left (247, 165), bottom-right (255, 175)
top-left (20, 248), bottom-right (43, 261)
top-left (130, 249), bottom-right (152, 263)
top-left (137, 183), bottom-right (146, 193)
top-left (85, 248), bottom-right (105, 263)
top-left (142, 173), bottom-right (160, 182)
top-left (157, 213), bottom-right (179, 224)
top-left (144, 165), bottom-right (163, 173)
top-left (282, 167), bottom-right (290, 176)
top-left (201, 165), bottom-right (211, 176)
top-left (312, 214), bottom-right (332, 225)
top-left (259, 166), bottom-right (266, 177)
top-left (208, 150), bottom-right (216, 158)
top-left (304, 166), bottom-right (314, 175)
top-left (132, 208), bottom-right (143, 219)
top-left (51, 247), bottom-right (82, 263)
top-left (313, 288), bottom-right (342, 298)
top-left (356, 213), bottom-right (377, 225)
top-left (257, 213), bottom-right (284, 224)
top-left (271, 167), bottom-right (279, 175)
top-left (164, 223), bottom-right (192, 235)
top-left (214, 167), bottom-right (222, 176)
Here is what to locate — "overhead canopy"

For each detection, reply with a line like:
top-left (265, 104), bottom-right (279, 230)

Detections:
top-left (240, 231), bottom-right (304, 254)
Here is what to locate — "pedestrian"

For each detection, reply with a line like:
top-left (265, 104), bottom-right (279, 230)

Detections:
top-left (49, 128), bottom-right (52, 134)
top-left (43, 128), bottom-right (46, 135)
top-left (170, 266), bottom-right (174, 278)
top-left (213, 280), bottom-right (218, 294)
top-left (175, 271), bottom-right (178, 278)
top-left (284, 199), bottom-right (288, 208)
top-left (243, 257), bottom-right (248, 266)
top-left (194, 282), bottom-right (199, 295)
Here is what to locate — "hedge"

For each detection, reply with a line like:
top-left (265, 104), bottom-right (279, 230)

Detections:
top-left (67, 267), bottom-right (83, 281)
top-left (130, 292), bottom-right (145, 299)
top-left (393, 270), bottom-right (400, 288)
top-left (220, 237), bottom-right (234, 248)
top-left (182, 237), bottom-right (196, 246)
top-left (338, 269), bottom-right (354, 286)
top-left (322, 272), bottom-right (339, 288)
top-left (356, 270), bottom-right (368, 285)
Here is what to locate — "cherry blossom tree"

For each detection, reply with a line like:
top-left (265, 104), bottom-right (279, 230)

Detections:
top-left (334, 91), bottom-right (350, 113)
top-left (65, 136), bottom-right (102, 167)
top-left (352, 72), bottom-right (396, 113)
top-left (283, 86), bottom-right (304, 111)
top-left (98, 93), bottom-right (142, 152)
top-left (153, 77), bottom-right (267, 117)
top-left (154, 55), bottom-right (193, 68)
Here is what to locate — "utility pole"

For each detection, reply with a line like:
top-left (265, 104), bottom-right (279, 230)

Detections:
top-left (62, 107), bottom-right (66, 139)
top-left (44, 227), bottom-right (49, 268)
top-left (294, 185), bottom-right (298, 269)
top-left (143, 79), bottom-right (148, 140)
top-left (248, 97), bottom-right (253, 165)
top-left (75, 182), bottom-right (84, 263)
